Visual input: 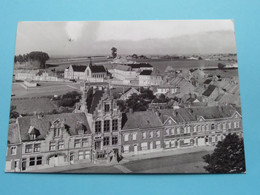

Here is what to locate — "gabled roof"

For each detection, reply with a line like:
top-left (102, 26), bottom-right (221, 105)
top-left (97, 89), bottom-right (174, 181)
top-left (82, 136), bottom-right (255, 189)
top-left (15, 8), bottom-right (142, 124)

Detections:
top-left (158, 106), bottom-right (240, 124)
top-left (8, 123), bottom-right (21, 144)
top-left (17, 113), bottom-right (90, 142)
top-left (89, 65), bottom-right (106, 73)
top-left (71, 65), bottom-right (87, 72)
top-left (202, 85), bottom-right (217, 97)
top-left (122, 110), bottom-right (162, 130)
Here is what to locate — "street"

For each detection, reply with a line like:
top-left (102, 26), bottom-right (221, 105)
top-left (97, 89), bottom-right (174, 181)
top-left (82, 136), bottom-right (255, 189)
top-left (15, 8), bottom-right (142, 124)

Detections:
top-left (62, 150), bottom-right (211, 174)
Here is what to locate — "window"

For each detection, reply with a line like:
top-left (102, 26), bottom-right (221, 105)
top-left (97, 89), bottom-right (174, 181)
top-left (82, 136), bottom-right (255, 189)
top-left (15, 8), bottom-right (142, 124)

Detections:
top-left (177, 127), bottom-right (180, 134)
top-left (49, 142), bottom-right (56, 151)
top-left (112, 136), bottom-right (118, 145)
top-left (29, 157), bottom-right (35, 166)
top-left (112, 119), bottom-right (118, 131)
top-left (133, 133), bottom-right (137, 141)
top-left (141, 142), bottom-right (148, 150)
top-left (74, 139), bottom-right (81, 148)
top-left (193, 126), bottom-right (197, 132)
top-left (217, 123), bottom-right (221, 130)
top-left (171, 128), bottom-right (175, 135)
top-left (82, 138), bottom-right (89, 147)
top-left (211, 124), bottom-right (215, 130)
top-left (198, 125), bottom-right (201, 132)
top-left (10, 146), bottom-right (17, 155)
top-left (79, 151), bottom-right (84, 160)
top-left (25, 144), bottom-right (33, 153)
top-left (58, 142), bottom-right (64, 150)
top-left (104, 120), bottom-right (110, 132)
top-left (85, 151), bottom-right (90, 159)
top-left (105, 104), bottom-right (110, 112)
top-left (95, 121), bottom-right (101, 133)
top-left (228, 122), bottom-right (232, 129)
top-left (103, 137), bottom-right (110, 146)
top-left (165, 129), bottom-right (169, 135)
top-left (36, 156), bottom-right (42, 165)
top-left (14, 160), bottom-right (18, 168)
top-left (97, 152), bottom-right (105, 159)
top-left (54, 128), bottom-right (61, 137)
top-left (124, 134), bottom-right (129, 141)
top-left (187, 126), bottom-right (191, 133)
top-left (165, 140), bottom-right (170, 148)
top-left (34, 144), bottom-right (40, 152)
top-left (156, 141), bottom-right (161, 149)
top-left (156, 130), bottom-right (160, 137)
top-left (123, 145), bottom-right (129, 153)
top-left (223, 123), bottom-right (226, 129)
top-left (70, 153), bottom-right (74, 161)
top-left (95, 141), bottom-right (101, 150)
top-left (201, 125), bottom-right (205, 132)
top-left (149, 131), bottom-right (153, 138)
top-left (234, 121), bottom-right (240, 128)
top-left (142, 132), bottom-right (146, 139)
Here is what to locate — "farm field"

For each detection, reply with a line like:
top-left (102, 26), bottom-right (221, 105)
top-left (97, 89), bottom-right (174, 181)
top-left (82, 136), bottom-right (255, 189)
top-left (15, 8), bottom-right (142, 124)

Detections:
top-left (12, 82), bottom-right (81, 98)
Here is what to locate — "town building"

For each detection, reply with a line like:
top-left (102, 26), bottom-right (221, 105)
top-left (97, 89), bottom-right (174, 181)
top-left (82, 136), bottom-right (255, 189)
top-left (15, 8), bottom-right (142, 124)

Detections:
top-left (64, 64), bottom-right (107, 81)
top-left (139, 70), bottom-right (163, 87)
top-left (119, 87), bottom-right (140, 101)
top-left (74, 82), bottom-right (122, 164)
top-left (6, 81), bottom-right (243, 172)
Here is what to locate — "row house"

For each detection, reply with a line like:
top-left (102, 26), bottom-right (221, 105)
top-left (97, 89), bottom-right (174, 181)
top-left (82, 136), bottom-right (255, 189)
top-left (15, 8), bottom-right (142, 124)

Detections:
top-left (121, 110), bottom-right (164, 155)
top-left (75, 82), bottom-right (122, 164)
top-left (6, 113), bottom-right (92, 172)
top-left (158, 106), bottom-right (243, 149)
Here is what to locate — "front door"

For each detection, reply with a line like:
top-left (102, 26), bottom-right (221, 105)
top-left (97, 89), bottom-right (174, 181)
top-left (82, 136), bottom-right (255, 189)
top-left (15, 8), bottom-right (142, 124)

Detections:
top-left (134, 145), bottom-right (138, 154)
top-left (22, 159), bottom-right (26, 171)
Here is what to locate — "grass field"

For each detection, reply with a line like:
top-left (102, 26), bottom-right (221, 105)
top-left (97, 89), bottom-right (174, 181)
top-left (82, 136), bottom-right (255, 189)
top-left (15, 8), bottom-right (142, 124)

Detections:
top-left (12, 82), bottom-right (81, 98)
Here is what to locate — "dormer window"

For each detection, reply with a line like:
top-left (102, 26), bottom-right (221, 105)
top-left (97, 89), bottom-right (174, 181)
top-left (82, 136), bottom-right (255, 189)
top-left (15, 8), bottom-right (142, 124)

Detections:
top-left (105, 104), bottom-right (110, 112)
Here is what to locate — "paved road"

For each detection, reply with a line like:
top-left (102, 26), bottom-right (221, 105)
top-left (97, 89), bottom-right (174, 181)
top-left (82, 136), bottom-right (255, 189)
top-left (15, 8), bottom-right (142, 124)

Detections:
top-left (62, 150), bottom-right (211, 174)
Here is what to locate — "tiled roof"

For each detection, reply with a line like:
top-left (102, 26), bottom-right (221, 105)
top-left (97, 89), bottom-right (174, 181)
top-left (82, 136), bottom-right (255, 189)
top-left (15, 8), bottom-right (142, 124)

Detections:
top-left (71, 65), bottom-right (87, 72)
top-left (122, 110), bottom-right (162, 130)
top-left (204, 79), bottom-right (212, 84)
top-left (8, 123), bottom-right (20, 144)
top-left (89, 65), bottom-right (106, 73)
top-left (140, 70), bottom-right (152, 75)
top-left (202, 85), bottom-right (217, 97)
top-left (86, 90), bottom-right (105, 114)
top-left (17, 113), bottom-right (90, 141)
top-left (158, 106), bottom-right (240, 124)
top-left (128, 63), bottom-right (153, 69)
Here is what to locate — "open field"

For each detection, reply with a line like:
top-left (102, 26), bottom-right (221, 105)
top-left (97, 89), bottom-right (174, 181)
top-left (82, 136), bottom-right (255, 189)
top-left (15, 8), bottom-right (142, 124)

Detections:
top-left (11, 82), bottom-right (81, 98)
top-left (137, 59), bottom-right (233, 72)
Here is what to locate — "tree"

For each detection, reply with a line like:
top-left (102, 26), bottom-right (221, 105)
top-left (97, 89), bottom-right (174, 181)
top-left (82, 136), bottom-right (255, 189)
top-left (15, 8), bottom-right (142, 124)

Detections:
top-left (125, 93), bottom-right (149, 112)
top-left (10, 105), bottom-right (19, 119)
top-left (111, 47), bottom-right (117, 59)
top-left (203, 133), bottom-right (246, 173)
top-left (28, 51), bottom-right (49, 69)
top-left (218, 63), bottom-right (226, 69)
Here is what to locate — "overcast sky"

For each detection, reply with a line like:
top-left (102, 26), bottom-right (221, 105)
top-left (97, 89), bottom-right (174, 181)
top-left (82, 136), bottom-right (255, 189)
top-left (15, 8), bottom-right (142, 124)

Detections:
top-left (15, 20), bottom-right (237, 56)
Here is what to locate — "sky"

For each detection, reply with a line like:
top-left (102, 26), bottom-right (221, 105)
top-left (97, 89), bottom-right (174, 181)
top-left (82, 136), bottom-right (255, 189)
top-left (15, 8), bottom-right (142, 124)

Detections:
top-left (15, 20), bottom-right (237, 57)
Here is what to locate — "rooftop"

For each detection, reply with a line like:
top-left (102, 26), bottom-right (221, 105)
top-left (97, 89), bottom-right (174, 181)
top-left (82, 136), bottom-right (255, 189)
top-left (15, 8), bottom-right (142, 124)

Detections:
top-left (17, 112), bottom-right (90, 142)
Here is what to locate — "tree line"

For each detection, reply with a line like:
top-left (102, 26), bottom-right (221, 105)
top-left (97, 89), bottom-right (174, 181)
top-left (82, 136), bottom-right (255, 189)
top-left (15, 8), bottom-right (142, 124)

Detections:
top-left (14, 51), bottom-right (50, 69)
